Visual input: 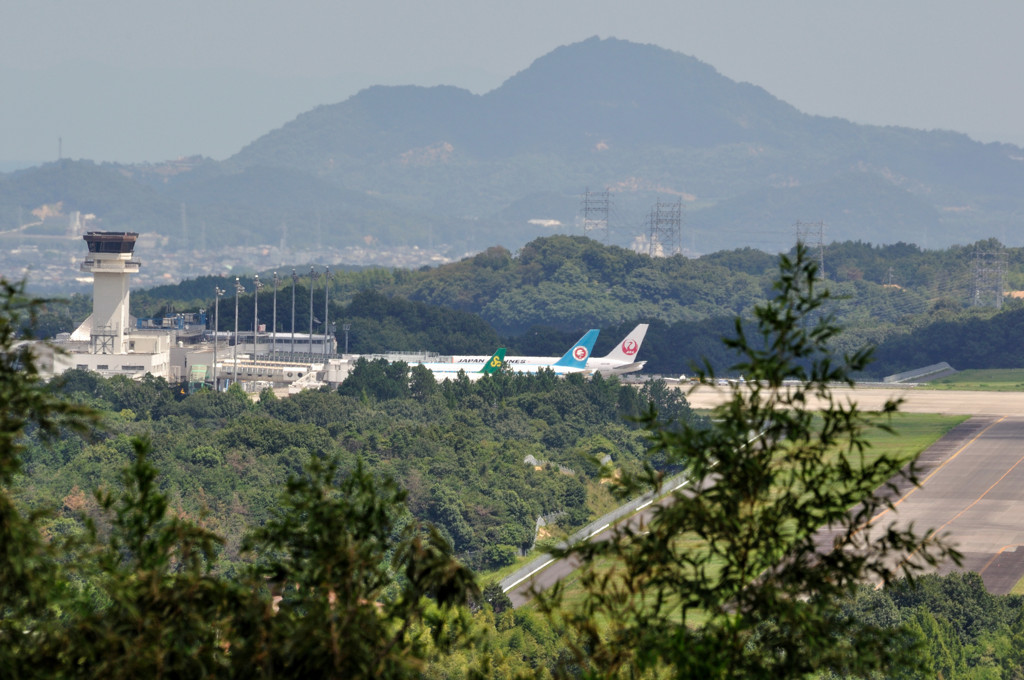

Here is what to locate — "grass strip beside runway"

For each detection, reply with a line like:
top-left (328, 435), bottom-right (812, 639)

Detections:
top-left (535, 412), bottom-right (967, 620)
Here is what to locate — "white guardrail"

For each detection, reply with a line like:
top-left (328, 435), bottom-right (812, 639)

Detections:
top-left (500, 469), bottom-right (692, 593)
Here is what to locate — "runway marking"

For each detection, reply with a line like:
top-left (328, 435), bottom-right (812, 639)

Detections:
top-left (933, 447), bottom-right (1024, 536)
top-left (873, 417), bottom-right (1024, 588)
top-left (867, 416), bottom-right (1006, 526)
top-left (978, 544), bottom-right (1024, 577)
top-left (503, 558), bottom-right (557, 592)
top-left (505, 478), bottom-right (694, 595)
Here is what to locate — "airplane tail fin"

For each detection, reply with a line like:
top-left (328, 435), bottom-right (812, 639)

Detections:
top-left (479, 348), bottom-right (506, 375)
top-left (554, 329), bottom-right (600, 368)
top-left (602, 323), bottom-right (649, 363)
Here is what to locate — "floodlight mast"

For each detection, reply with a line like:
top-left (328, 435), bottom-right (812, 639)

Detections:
top-left (272, 272), bottom-right (279, 361)
top-left (290, 269), bottom-right (298, 354)
top-left (308, 266), bottom-right (318, 356)
top-left (253, 274), bottom-right (263, 359)
top-left (323, 266), bottom-right (330, 359)
top-left (213, 286), bottom-right (224, 390)
top-left (233, 278), bottom-right (244, 385)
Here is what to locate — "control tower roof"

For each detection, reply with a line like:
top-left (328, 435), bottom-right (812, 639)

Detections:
top-left (83, 231), bottom-right (138, 254)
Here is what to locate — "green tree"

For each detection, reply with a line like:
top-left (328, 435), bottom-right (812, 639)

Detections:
top-left (540, 244), bottom-right (960, 678)
top-left (0, 280), bottom-right (96, 677)
top-left (338, 357), bottom-right (411, 401)
top-left (239, 455), bottom-right (480, 678)
top-left (47, 439), bottom-right (242, 679)
top-left (0, 277), bottom-right (487, 679)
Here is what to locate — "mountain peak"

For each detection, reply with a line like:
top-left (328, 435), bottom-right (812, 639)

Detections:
top-left (498, 35), bottom-right (722, 93)
top-left (480, 36), bottom-right (798, 151)
top-left (31, 35), bottom-right (1013, 262)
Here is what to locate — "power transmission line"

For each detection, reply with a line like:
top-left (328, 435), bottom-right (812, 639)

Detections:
top-left (795, 221), bottom-right (826, 279)
top-left (579, 188), bottom-right (611, 243)
top-left (646, 199), bottom-right (683, 257)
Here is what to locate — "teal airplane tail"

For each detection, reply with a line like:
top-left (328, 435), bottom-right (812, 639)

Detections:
top-left (553, 329), bottom-right (599, 369)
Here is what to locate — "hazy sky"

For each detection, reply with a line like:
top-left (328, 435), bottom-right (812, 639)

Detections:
top-left (3, 0), bottom-right (1023, 167)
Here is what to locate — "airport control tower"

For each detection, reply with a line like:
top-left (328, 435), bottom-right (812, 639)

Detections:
top-left (81, 231), bottom-right (140, 354)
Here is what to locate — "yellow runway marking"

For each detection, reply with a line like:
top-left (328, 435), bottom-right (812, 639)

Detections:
top-left (978, 544), bottom-right (1024, 577)
top-left (868, 416), bottom-right (1006, 526)
top-left (933, 449), bottom-right (1024, 535)
top-left (872, 416), bottom-right (1024, 587)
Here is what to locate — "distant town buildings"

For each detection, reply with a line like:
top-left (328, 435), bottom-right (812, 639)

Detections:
top-left (2, 231), bottom-right (452, 296)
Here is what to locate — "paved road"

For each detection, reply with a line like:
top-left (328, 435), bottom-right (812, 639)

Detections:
top-left (505, 476), bottom-right (697, 607)
top-left (508, 386), bottom-right (1024, 604)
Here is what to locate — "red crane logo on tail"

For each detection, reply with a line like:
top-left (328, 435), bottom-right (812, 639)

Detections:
top-left (622, 339), bottom-right (639, 356)
top-left (573, 346), bottom-right (589, 361)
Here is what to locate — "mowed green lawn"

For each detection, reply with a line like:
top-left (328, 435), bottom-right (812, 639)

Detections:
top-left (921, 369), bottom-right (1024, 391)
top-left (545, 412), bottom-right (968, 616)
top-left (859, 412), bottom-right (967, 460)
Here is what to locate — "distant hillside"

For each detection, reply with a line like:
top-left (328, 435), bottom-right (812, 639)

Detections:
top-left (2, 36), bottom-right (1022, 264)
top-left (54, 233), bottom-right (1022, 378)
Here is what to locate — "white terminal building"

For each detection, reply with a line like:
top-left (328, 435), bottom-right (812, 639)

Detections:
top-left (40, 231), bottom-right (351, 393)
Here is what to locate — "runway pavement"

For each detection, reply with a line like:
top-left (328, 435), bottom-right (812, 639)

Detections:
top-left (684, 384), bottom-right (1024, 416)
top-left (687, 385), bottom-right (1024, 593)
top-left (866, 414), bottom-right (1024, 593)
top-left (508, 385), bottom-right (1024, 604)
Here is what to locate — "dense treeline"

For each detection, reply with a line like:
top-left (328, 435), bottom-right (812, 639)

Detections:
top-left (35, 234), bottom-right (1024, 383)
top-left (23, 363), bottom-right (698, 572)
top-left (2, 277), bottom-right (663, 678)
top-left (9, 251), bottom-right (1024, 677)
top-left (841, 573), bottom-right (1024, 679)
top-left (370, 236), bottom-right (1024, 377)
top-left (871, 305), bottom-right (1024, 376)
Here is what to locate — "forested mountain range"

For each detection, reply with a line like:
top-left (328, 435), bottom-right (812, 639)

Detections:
top-left (2, 36), bottom-right (1023, 265)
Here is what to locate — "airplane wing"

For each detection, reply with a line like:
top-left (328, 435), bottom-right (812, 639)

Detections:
top-left (597, 360), bottom-right (646, 375)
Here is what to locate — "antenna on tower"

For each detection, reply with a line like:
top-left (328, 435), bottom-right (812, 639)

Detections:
top-left (579, 188), bottom-right (611, 243)
top-left (645, 198), bottom-right (682, 257)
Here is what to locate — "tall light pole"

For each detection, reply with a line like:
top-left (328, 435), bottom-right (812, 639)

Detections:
top-left (233, 278), bottom-right (244, 385)
top-left (290, 269), bottom-right (298, 354)
top-left (272, 271), bottom-right (279, 361)
top-left (323, 266), bottom-right (330, 359)
top-left (308, 266), bottom-right (318, 355)
top-left (343, 323), bottom-right (351, 355)
top-left (252, 274), bottom-right (263, 358)
top-left (213, 286), bottom-right (224, 391)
